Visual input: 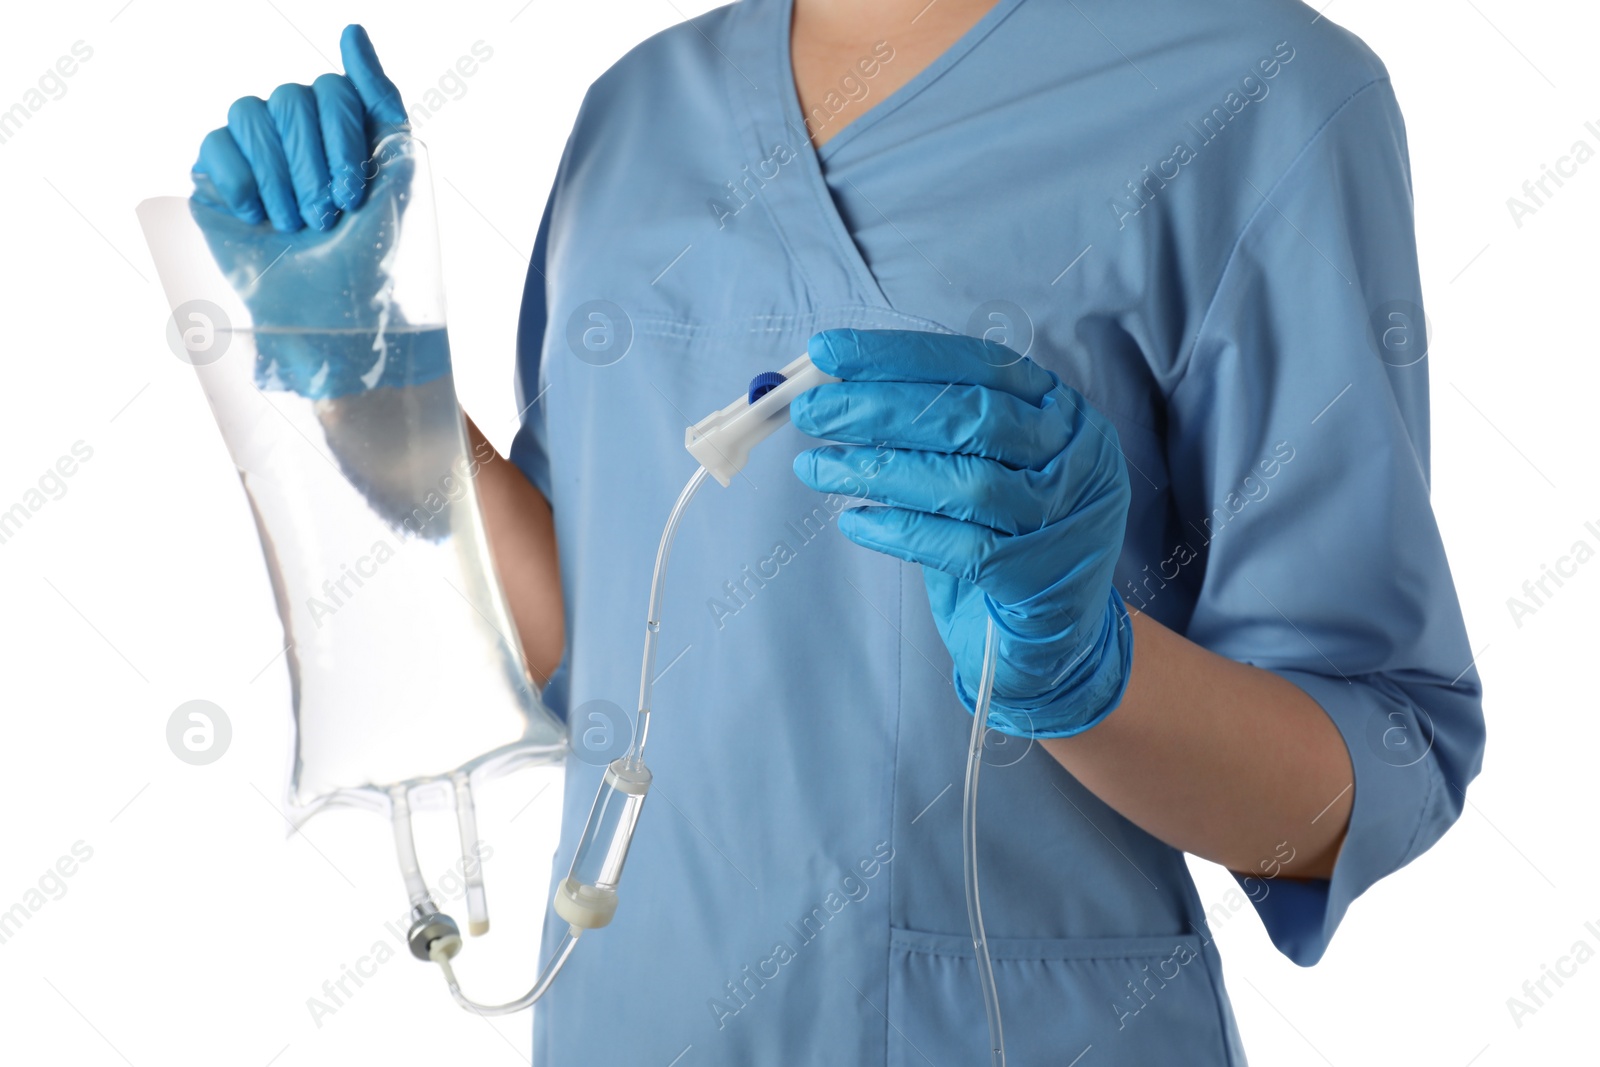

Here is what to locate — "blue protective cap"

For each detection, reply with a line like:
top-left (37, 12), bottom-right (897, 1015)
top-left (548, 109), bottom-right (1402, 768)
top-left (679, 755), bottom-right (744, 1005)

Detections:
top-left (748, 370), bottom-right (788, 404)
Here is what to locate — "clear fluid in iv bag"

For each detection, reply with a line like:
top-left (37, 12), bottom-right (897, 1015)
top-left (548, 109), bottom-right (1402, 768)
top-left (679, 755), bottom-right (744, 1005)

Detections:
top-left (232, 327), bottom-right (564, 812)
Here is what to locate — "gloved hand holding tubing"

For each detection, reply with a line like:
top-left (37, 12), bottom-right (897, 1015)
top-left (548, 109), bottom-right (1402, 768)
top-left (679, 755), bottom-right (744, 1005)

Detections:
top-left (791, 329), bottom-right (1135, 738)
top-left (188, 25), bottom-right (446, 401)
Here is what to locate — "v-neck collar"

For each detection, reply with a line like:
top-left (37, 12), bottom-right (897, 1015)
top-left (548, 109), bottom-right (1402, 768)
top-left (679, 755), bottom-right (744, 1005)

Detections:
top-left (804, 0), bottom-right (1030, 163)
top-left (721, 0), bottom-right (1028, 312)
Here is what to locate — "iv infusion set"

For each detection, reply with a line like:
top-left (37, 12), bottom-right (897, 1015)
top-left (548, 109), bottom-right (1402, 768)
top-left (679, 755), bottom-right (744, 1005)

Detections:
top-left (138, 133), bottom-right (1008, 1062)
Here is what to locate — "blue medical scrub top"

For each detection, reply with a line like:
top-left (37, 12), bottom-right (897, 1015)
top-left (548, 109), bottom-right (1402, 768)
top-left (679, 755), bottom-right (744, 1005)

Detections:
top-left (509, 0), bottom-right (1486, 1062)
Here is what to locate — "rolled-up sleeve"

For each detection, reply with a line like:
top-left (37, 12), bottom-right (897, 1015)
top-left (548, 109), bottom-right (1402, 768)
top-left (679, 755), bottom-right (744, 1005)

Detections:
top-left (1165, 78), bottom-right (1486, 965)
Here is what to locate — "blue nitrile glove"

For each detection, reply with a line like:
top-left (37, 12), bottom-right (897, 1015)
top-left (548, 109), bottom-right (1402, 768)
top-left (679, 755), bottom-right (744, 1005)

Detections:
top-left (192, 25), bottom-right (407, 232)
top-left (189, 25), bottom-right (448, 400)
top-left (790, 329), bottom-right (1135, 738)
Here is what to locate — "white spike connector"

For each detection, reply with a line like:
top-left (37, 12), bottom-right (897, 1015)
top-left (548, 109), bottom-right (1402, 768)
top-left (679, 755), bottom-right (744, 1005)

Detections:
top-left (685, 352), bottom-right (839, 487)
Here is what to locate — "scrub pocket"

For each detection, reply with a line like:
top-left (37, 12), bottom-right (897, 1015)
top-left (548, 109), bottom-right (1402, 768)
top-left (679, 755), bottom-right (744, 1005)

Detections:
top-left (886, 927), bottom-right (1235, 1067)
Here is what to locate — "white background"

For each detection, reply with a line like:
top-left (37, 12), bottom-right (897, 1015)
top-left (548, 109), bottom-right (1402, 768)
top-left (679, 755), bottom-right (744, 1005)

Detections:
top-left (0, 1), bottom-right (1595, 1065)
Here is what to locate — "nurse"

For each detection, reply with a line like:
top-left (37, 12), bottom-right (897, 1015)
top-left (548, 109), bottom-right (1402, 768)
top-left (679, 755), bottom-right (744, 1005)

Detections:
top-left (193, 3), bottom-right (1485, 1063)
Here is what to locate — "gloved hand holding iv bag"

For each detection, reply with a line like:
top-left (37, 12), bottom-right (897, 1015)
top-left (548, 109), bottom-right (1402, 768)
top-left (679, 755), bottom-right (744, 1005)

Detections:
top-left (189, 25), bottom-right (444, 401)
top-left (791, 328), bottom-right (1135, 738)
top-left (135, 26), bottom-right (567, 955)
top-left (137, 18), bottom-right (579, 1001)
top-left (183, 26), bottom-right (465, 541)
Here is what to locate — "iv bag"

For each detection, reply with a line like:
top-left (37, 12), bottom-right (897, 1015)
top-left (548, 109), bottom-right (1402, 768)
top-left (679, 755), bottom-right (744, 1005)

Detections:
top-left (135, 134), bottom-right (567, 823)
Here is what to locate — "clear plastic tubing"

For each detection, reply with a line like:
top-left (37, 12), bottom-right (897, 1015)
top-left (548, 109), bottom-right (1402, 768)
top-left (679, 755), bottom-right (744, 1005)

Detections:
top-left (432, 459), bottom-right (1006, 1054)
top-left (629, 466), bottom-right (711, 764)
top-left (453, 772), bottom-right (490, 936)
top-left (432, 925), bottom-right (579, 1016)
top-left (429, 465), bottom-right (710, 1015)
top-left (389, 786), bottom-right (432, 911)
top-left (965, 616), bottom-right (1006, 1067)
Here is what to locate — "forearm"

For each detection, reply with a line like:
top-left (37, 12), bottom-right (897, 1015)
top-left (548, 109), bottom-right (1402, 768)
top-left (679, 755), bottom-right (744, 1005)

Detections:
top-left (1041, 605), bottom-right (1354, 880)
top-left (462, 411), bottom-right (565, 685)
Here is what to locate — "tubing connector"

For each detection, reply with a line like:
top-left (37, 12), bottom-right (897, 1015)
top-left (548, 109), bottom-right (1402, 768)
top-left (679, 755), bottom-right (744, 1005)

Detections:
top-left (407, 903), bottom-right (462, 962)
top-left (685, 352), bottom-right (838, 486)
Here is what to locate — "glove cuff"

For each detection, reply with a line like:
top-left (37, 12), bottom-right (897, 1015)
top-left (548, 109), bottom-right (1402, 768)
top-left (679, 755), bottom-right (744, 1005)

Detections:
top-left (976, 589), bottom-right (1134, 738)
